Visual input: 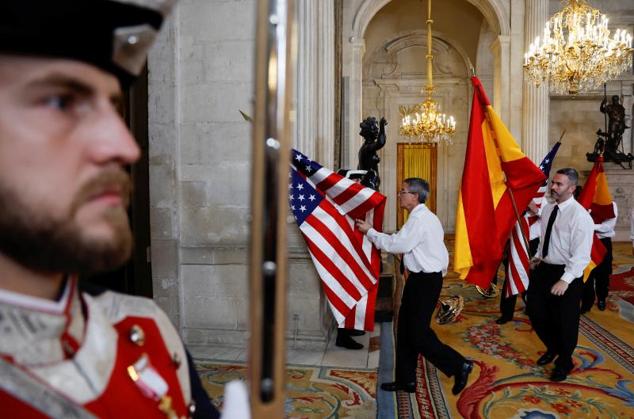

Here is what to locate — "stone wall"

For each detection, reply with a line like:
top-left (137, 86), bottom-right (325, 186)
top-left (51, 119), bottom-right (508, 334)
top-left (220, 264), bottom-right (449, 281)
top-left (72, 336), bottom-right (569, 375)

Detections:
top-left (547, 1), bottom-right (634, 242)
top-left (148, 0), bottom-right (331, 350)
top-left (149, 0), bottom-right (255, 347)
top-left (549, 94), bottom-right (634, 242)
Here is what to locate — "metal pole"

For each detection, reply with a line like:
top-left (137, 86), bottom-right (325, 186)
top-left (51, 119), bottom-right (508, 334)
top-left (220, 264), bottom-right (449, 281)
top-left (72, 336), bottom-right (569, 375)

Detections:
top-left (249, 0), bottom-right (294, 416)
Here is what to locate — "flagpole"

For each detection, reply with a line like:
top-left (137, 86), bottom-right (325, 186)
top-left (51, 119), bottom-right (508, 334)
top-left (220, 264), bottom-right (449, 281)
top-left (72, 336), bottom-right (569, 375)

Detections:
top-left (249, 0), bottom-right (294, 417)
top-left (507, 187), bottom-right (531, 252)
top-left (471, 78), bottom-right (529, 250)
top-left (474, 75), bottom-right (550, 255)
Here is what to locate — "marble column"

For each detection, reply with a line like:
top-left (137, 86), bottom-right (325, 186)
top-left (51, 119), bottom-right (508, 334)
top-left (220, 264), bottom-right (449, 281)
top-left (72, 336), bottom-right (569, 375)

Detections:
top-left (345, 38), bottom-right (366, 169)
top-left (295, 0), bottom-right (318, 158)
top-left (522, 0), bottom-right (550, 163)
top-left (289, 0), bottom-right (337, 350)
top-left (491, 35), bottom-right (510, 126)
top-left (295, 0), bottom-right (336, 167)
top-left (316, 0), bottom-right (335, 168)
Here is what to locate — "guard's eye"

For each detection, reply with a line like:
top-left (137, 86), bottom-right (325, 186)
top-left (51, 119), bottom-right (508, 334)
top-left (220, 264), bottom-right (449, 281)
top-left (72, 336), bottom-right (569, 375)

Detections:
top-left (44, 94), bottom-right (76, 111)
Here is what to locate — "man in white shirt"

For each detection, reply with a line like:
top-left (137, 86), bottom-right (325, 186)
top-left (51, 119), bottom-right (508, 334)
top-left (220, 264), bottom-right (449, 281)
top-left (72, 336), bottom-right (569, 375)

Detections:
top-left (581, 202), bottom-right (617, 312)
top-left (356, 178), bottom-right (473, 395)
top-left (527, 168), bottom-right (594, 382)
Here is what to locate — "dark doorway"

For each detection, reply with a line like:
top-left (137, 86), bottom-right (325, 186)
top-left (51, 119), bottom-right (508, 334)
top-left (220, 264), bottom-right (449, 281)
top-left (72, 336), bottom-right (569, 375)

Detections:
top-left (83, 67), bottom-right (153, 298)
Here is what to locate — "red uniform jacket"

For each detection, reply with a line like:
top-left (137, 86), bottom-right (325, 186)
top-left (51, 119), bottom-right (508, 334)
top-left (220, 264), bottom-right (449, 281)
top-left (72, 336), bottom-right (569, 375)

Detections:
top-left (0, 278), bottom-right (218, 418)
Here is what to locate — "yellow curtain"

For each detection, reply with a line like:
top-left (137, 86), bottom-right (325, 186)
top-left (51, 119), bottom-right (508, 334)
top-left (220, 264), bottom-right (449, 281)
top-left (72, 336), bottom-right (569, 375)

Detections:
top-left (397, 144), bottom-right (436, 228)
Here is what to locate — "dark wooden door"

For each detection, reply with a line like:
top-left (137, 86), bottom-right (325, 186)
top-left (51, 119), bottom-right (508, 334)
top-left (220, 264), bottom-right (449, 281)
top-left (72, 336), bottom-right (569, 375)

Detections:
top-left (84, 67), bottom-right (152, 298)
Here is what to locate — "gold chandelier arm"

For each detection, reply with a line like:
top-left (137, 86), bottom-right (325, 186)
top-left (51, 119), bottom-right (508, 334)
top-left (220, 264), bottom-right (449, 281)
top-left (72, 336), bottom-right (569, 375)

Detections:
top-left (398, 0), bottom-right (456, 143)
top-left (426, 0), bottom-right (434, 94)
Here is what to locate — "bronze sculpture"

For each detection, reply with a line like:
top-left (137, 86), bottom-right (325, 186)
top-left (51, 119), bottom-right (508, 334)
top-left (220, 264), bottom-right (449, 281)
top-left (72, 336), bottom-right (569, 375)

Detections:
top-left (601, 95), bottom-right (627, 151)
top-left (357, 116), bottom-right (387, 190)
top-left (587, 94), bottom-right (633, 168)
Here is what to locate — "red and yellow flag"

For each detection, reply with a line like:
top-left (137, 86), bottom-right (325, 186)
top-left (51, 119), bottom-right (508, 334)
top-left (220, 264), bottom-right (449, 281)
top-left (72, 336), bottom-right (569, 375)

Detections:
top-left (454, 77), bottom-right (546, 288)
top-left (577, 156), bottom-right (611, 281)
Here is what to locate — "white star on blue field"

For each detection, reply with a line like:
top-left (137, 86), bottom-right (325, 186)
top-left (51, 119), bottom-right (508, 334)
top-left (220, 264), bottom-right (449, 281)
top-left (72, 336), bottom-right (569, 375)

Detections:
top-left (289, 168), bottom-right (322, 224)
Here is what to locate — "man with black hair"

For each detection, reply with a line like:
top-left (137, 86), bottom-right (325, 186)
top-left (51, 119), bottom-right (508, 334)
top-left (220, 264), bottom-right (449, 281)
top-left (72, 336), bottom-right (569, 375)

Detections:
top-left (356, 178), bottom-right (472, 395)
top-left (527, 168), bottom-right (594, 382)
top-left (0, 1), bottom-right (220, 416)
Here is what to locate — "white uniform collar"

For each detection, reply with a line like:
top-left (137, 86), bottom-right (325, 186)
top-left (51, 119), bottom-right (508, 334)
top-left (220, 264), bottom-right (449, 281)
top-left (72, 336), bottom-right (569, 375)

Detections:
top-left (0, 277), bottom-right (86, 366)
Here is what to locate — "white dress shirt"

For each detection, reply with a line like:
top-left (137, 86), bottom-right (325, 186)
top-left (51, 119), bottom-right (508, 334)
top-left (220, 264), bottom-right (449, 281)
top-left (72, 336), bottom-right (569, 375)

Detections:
top-left (537, 196), bottom-right (594, 283)
top-left (593, 202), bottom-right (617, 239)
top-left (367, 203), bottom-right (448, 275)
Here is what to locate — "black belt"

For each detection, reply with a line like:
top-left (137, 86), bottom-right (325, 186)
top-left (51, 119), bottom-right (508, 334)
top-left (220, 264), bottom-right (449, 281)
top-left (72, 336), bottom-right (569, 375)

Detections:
top-left (407, 270), bottom-right (442, 277)
top-left (539, 261), bottom-right (565, 269)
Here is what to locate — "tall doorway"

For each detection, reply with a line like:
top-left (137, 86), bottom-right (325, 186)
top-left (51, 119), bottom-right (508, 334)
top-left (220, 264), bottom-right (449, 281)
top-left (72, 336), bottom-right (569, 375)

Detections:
top-left (396, 143), bottom-right (437, 228)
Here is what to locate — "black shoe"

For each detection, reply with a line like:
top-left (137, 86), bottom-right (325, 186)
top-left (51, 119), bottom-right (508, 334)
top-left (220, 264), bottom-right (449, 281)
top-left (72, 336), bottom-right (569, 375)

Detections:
top-left (452, 360), bottom-right (473, 395)
top-left (580, 305), bottom-right (591, 314)
top-left (495, 317), bottom-right (512, 325)
top-left (536, 352), bottom-right (556, 366)
top-left (550, 368), bottom-right (569, 382)
top-left (380, 381), bottom-right (416, 393)
top-left (348, 330), bottom-right (366, 337)
top-left (335, 335), bottom-right (363, 350)
top-left (598, 300), bottom-right (606, 311)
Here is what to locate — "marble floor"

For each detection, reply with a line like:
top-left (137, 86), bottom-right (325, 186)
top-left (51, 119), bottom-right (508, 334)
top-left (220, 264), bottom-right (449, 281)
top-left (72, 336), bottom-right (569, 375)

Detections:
top-left (189, 327), bottom-right (381, 370)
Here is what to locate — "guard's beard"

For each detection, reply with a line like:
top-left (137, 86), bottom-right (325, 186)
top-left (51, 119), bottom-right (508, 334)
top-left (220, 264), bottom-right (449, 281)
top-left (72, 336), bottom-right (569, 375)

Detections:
top-left (0, 170), bottom-right (133, 275)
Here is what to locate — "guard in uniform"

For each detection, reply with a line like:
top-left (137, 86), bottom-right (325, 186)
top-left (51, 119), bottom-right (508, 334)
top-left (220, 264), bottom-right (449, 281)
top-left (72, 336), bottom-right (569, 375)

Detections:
top-left (0, 1), bottom-right (219, 417)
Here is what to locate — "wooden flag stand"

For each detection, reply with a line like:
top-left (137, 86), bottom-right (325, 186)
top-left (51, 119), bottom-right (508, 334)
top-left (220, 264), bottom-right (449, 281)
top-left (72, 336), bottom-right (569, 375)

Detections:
top-left (248, 0), bottom-right (294, 417)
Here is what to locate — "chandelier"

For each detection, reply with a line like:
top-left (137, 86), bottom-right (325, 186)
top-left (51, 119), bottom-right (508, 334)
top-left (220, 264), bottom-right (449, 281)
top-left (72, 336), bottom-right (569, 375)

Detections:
top-left (399, 0), bottom-right (456, 143)
top-left (524, 0), bottom-right (633, 95)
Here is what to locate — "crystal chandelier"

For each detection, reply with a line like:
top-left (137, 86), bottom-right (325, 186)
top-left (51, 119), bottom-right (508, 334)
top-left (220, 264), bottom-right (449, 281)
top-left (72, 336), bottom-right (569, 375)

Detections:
top-left (524, 0), bottom-right (633, 95)
top-left (399, 0), bottom-right (456, 143)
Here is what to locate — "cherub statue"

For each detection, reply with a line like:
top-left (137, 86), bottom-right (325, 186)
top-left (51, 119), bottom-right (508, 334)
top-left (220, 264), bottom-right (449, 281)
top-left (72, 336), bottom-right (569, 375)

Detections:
top-left (357, 116), bottom-right (387, 190)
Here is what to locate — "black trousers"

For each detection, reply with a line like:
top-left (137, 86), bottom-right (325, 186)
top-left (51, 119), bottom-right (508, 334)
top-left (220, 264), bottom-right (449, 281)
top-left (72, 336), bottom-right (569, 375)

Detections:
top-left (499, 238), bottom-right (537, 319)
top-left (500, 291), bottom-right (519, 319)
top-left (527, 263), bottom-right (583, 371)
top-left (582, 237), bottom-right (612, 307)
top-left (395, 271), bottom-right (465, 384)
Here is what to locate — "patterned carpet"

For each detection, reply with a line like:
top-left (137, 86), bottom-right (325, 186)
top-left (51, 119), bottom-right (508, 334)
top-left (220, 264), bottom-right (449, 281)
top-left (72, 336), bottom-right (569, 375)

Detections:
top-left (196, 362), bottom-right (377, 418)
top-left (193, 243), bottom-right (634, 417)
top-left (611, 242), bottom-right (634, 305)
top-left (391, 242), bottom-right (634, 418)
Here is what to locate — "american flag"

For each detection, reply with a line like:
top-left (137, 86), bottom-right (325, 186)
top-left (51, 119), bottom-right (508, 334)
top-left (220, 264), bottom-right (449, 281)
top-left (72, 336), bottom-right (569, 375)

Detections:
top-left (505, 142), bottom-right (561, 297)
top-left (289, 149), bottom-right (386, 331)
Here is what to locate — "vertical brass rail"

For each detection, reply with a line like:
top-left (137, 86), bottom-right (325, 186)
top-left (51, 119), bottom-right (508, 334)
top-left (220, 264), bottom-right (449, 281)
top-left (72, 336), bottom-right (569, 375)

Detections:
top-left (249, 0), bottom-right (294, 417)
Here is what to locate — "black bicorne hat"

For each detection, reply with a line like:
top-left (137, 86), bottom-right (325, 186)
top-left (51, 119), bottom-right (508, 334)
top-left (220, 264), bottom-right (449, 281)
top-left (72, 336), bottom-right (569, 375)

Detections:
top-left (0, 0), bottom-right (176, 85)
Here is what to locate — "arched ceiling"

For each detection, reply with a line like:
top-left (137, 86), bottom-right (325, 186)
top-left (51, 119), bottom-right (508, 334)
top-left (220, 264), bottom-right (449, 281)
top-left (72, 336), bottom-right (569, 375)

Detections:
top-left (363, 0), bottom-right (488, 68)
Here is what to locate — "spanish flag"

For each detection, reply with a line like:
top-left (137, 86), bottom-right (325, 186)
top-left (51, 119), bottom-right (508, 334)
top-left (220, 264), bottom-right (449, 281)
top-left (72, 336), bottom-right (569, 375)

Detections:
top-left (454, 77), bottom-right (546, 288)
top-left (577, 156), bottom-right (611, 281)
